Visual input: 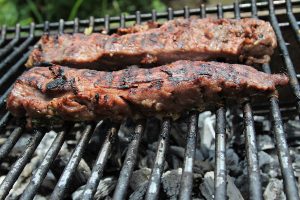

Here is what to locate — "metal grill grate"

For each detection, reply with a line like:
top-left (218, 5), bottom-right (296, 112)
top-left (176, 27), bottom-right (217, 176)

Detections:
top-left (0, 0), bottom-right (299, 199)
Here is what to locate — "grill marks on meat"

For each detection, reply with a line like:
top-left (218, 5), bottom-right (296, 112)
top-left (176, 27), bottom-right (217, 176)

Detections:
top-left (26, 18), bottom-right (277, 69)
top-left (8, 60), bottom-right (288, 121)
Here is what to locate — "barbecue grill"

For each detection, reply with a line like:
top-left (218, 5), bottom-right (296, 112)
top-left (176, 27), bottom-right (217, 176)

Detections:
top-left (0, 0), bottom-right (299, 199)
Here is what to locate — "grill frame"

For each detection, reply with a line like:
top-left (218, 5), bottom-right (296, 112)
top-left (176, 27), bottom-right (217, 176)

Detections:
top-left (0, 0), bottom-right (299, 199)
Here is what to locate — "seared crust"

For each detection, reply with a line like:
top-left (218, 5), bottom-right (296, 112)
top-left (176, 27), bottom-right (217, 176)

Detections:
top-left (8, 60), bottom-right (288, 121)
top-left (26, 18), bottom-right (277, 69)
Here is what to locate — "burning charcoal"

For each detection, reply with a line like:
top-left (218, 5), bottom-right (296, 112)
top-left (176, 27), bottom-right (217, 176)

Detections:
top-left (199, 171), bottom-right (214, 200)
top-left (256, 134), bottom-right (275, 151)
top-left (161, 168), bottom-right (182, 199)
top-left (130, 168), bottom-right (151, 191)
top-left (50, 143), bottom-right (91, 194)
top-left (169, 145), bottom-right (204, 161)
top-left (200, 172), bottom-right (244, 200)
top-left (194, 160), bottom-right (213, 175)
top-left (5, 131), bottom-right (57, 199)
top-left (138, 150), bottom-right (156, 169)
top-left (258, 151), bottom-right (274, 168)
top-left (171, 155), bottom-right (181, 169)
top-left (129, 182), bottom-right (148, 200)
top-left (72, 177), bottom-right (116, 200)
top-left (263, 178), bottom-right (286, 200)
top-left (225, 149), bottom-right (240, 175)
top-left (171, 123), bottom-right (187, 147)
top-left (34, 194), bottom-right (48, 200)
top-left (227, 176), bottom-right (244, 200)
top-left (285, 120), bottom-right (300, 146)
top-left (198, 112), bottom-right (215, 158)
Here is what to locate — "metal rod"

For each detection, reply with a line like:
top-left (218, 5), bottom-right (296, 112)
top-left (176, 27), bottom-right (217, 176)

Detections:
top-left (213, 107), bottom-right (227, 200)
top-left (168, 7), bottom-right (174, 20)
top-left (268, 0), bottom-right (300, 114)
top-left (58, 19), bottom-right (64, 34)
top-left (0, 126), bottom-right (23, 163)
top-left (0, 112), bottom-right (11, 131)
top-left (0, 50), bottom-right (31, 87)
top-left (0, 129), bottom-right (44, 200)
top-left (243, 102), bottom-right (262, 200)
top-left (0, 85), bottom-right (13, 108)
top-left (145, 118), bottom-right (171, 200)
top-left (0, 23), bottom-right (35, 72)
top-left (234, 0), bottom-right (241, 19)
top-left (136, 11), bottom-right (141, 25)
top-left (20, 130), bottom-right (66, 200)
top-left (120, 13), bottom-right (126, 28)
top-left (0, 24), bottom-right (20, 59)
top-left (286, 0), bottom-right (300, 43)
top-left (200, 4), bottom-right (206, 18)
top-left (74, 18), bottom-right (79, 33)
top-left (50, 125), bottom-right (94, 200)
top-left (113, 120), bottom-right (145, 200)
top-left (81, 123), bottom-right (119, 200)
top-left (179, 111), bottom-right (199, 200)
top-left (0, 25), bottom-right (6, 47)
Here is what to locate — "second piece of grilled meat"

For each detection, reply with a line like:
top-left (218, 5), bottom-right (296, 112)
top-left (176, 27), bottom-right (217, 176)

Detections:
top-left (26, 17), bottom-right (276, 70)
top-left (8, 60), bottom-right (288, 122)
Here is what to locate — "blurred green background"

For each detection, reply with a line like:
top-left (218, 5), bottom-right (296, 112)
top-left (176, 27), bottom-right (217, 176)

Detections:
top-left (0, 0), bottom-right (246, 26)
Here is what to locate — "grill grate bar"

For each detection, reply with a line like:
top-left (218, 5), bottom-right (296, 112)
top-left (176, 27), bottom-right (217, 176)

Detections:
top-left (21, 130), bottom-right (66, 200)
top-left (74, 18), bottom-right (79, 33)
top-left (0, 112), bottom-right (11, 131)
top-left (0, 86), bottom-right (13, 108)
top-left (0, 129), bottom-right (44, 200)
top-left (179, 111), bottom-right (199, 200)
top-left (0, 24), bottom-right (20, 59)
top-left (0, 50), bottom-right (31, 88)
top-left (0, 126), bottom-right (23, 163)
top-left (82, 123), bottom-right (119, 199)
top-left (58, 19), bottom-right (64, 34)
top-left (50, 124), bottom-right (94, 200)
top-left (286, 0), bottom-right (300, 43)
top-left (0, 25), bottom-right (6, 47)
top-left (268, 0), bottom-right (300, 114)
top-left (251, 0), bottom-right (299, 198)
top-left (2, 0), bottom-right (298, 33)
top-left (0, 23), bottom-right (34, 73)
top-left (113, 120), bottom-right (145, 200)
top-left (243, 102), bottom-right (262, 200)
top-left (145, 118), bottom-right (171, 200)
top-left (200, 4), bottom-right (206, 18)
top-left (214, 107), bottom-right (227, 200)
top-left (269, 95), bottom-right (300, 200)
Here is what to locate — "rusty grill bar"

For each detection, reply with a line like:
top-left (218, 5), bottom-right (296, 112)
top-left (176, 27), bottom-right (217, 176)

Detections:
top-left (0, 0), bottom-right (299, 199)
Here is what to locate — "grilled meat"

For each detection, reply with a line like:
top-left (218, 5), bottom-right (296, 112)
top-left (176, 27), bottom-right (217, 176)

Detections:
top-left (8, 60), bottom-right (288, 121)
top-left (26, 18), bottom-right (276, 70)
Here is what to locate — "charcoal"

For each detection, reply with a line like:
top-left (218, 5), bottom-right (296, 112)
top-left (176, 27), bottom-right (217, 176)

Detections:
top-left (50, 143), bottom-right (91, 194)
top-left (169, 145), bottom-right (204, 161)
top-left (258, 151), bottom-right (274, 168)
top-left (263, 178), bottom-right (286, 200)
top-left (161, 168), bottom-right (182, 199)
top-left (171, 155), bottom-right (181, 169)
top-left (130, 168), bottom-right (151, 191)
top-left (171, 123), bottom-right (187, 147)
top-left (6, 131), bottom-right (57, 199)
top-left (129, 182), bottom-right (148, 200)
top-left (194, 160), bottom-right (213, 175)
top-left (34, 194), bottom-right (48, 200)
top-left (200, 172), bottom-right (244, 200)
top-left (199, 171), bottom-right (214, 200)
top-left (72, 177), bottom-right (116, 200)
top-left (257, 134), bottom-right (275, 151)
top-left (198, 112), bottom-right (215, 158)
top-left (225, 149), bottom-right (240, 175)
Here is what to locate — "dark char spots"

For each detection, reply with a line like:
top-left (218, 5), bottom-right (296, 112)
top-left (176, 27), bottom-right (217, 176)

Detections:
top-left (46, 77), bottom-right (66, 90)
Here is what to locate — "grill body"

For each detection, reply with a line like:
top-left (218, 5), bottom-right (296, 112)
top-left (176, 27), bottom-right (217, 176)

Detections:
top-left (0, 0), bottom-right (300, 199)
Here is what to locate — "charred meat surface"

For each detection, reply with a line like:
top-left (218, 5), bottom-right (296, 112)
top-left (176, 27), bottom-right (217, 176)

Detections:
top-left (26, 18), bottom-right (276, 69)
top-left (8, 60), bottom-right (288, 122)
